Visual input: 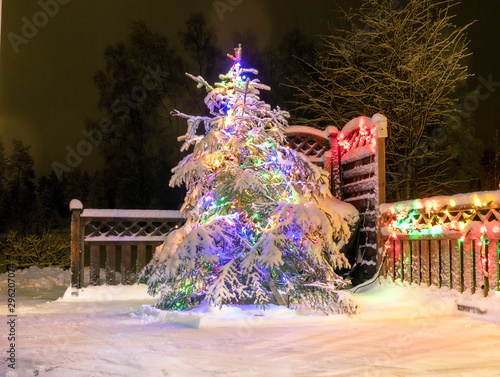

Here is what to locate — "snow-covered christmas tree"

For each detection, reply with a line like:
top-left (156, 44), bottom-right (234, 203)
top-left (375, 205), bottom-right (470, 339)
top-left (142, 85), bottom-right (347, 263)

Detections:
top-left (140, 45), bottom-right (357, 314)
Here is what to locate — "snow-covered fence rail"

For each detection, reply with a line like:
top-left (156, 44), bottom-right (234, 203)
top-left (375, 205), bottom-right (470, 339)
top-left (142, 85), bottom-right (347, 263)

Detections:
top-left (380, 191), bottom-right (500, 296)
top-left (69, 199), bottom-right (183, 288)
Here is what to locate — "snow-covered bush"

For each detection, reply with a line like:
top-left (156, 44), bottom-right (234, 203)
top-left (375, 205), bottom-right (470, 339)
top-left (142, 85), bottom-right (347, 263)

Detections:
top-left (0, 231), bottom-right (71, 269)
top-left (140, 46), bottom-right (357, 314)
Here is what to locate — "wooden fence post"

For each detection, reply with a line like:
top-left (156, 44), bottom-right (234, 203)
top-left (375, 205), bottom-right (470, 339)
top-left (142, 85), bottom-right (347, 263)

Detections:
top-left (70, 199), bottom-right (83, 289)
top-left (121, 245), bottom-right (131, 285)
top-left (412, 240), bottom-right (421, 285)
top-left (431, 239), bottom-right (441, 287)
top-left (326, 126), bottom-right (342, 200)
top-left (463, 238), bottom-right (474, 293)
top-left (488, 239), bottom-right (499, 293)
top-left (106, 245), bottom-right (117, 285)
top-left (373, 113), bottom-right (387, 205)
top-left (374, 113), bottom-right (388, 272)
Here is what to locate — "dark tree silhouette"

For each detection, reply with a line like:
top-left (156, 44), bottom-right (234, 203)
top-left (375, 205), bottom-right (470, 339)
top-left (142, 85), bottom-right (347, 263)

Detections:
top-left (3, 140), bottom-right (38, 234)
top-left (88, 21), bottom-right (187, 209)
top-left (181, 12), bottom-right (224, 83)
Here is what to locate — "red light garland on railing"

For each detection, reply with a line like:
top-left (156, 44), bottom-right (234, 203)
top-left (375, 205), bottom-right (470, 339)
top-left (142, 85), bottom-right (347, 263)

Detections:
top-left (338, 117), bottom-right (378, 157)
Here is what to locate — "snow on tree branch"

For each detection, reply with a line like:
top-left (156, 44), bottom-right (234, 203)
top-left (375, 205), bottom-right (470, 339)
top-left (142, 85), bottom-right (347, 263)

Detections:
top-left (141, 46), bottom-right (358, 315)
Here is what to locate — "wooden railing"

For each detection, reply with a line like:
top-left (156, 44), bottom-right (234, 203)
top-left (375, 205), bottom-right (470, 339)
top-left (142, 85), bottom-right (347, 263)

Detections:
top-left (379, 192), bottom-right (500, 295)
top-left (70, 199), bottom-right (183, 288)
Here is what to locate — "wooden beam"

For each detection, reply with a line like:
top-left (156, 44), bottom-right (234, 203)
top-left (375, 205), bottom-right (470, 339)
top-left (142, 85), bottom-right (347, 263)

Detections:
top-left (70, 199), bottom-right (83, 289)
top-left (377, 137), bottom-right (386, 205)
top-left (106, 245), bottom-right (116, 285)
top-left (90, 245), bottom-right (100, 286)
top-left (121, 245), bottom-right (131, 285)
top-left (136, 245), bottom-right (147, 282)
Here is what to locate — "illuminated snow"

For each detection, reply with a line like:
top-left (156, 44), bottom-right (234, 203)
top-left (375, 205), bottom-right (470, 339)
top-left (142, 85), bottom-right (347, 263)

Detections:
top-left (2, 268), bottom-right (500, 376)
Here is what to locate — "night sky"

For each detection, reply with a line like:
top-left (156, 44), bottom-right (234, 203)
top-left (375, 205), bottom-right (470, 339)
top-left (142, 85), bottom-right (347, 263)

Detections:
top-left (1, 0), bottom-right (499, 175)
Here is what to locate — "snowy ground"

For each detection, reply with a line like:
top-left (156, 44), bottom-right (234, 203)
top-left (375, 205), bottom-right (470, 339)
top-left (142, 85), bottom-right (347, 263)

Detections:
top-left (1, 268), bottom-right (500, 377)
